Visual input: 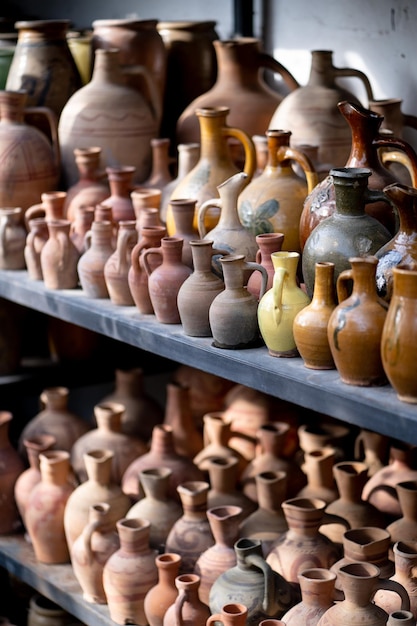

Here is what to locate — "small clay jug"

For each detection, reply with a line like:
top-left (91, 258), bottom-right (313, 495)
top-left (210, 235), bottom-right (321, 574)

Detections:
top-left (316, 562), bottom-right (410, 626)
top-left (177, 239), bottom-right (225, 337)
top-left (104, 219), bottom-right (137, 305)
top-left (128, 225), bottom-right (166, 315)
top-left (103, 518), bottom-right (158, 626)
top-left (64, 449), bottom-right (131, 550)
top-left (144, 553), bottom-right (182, 626)
top-left (165, 480), bottom-right (214, 574)
top-left (169, 198), bottom-right (199, 268)
top-left (293, 262), bottom-right (336, 369)
top-left (237, 129), bottom-right (318, 254)
top-left (209, 538), bottom-right (295, 626)
top-left (209, 254), bottom-right (267, 349)
top-left (142, 236), bottom-right (192, 324)
top-left (163, 381), bottom-right (204, 459)
top-left (64, 146), bottom-right (109, 221)
top-left (386, 481), bottom-right (417, 545)
top-left (0, 411), bottom-right (25, 535)
top-left (122, 424), bottom-right (205, 502)
top-left (258, 251), bottom-right (311, 356)
top-left (70, 502), bottom-right (120, 604)
top-left (163, 574), bottom-right (210, 626)
top-left (280, 568), bottom-right (337, 626)
top-left (25, 190), bottom-right (67, 225)
top-left (194, 412), bottom-right (247, 477)
top-left (381, 264), bottom-right (417, 403)
top-left (206, 603), bottom-right (248, 626)
top-left (126, 468), bottom-right (182, 551)
top-left (143, 138), bottom-right (174, 191)
top-left (71, 400), bottom-right (147, 484)
top-left (69, 205), bottom-right (95, 254)
top-left (0, 207), bottom-right (26, 269)
top-left (25, 450), bottom-right (74, 563)
top-left (40, 219), bottom-right (80, 289)
top-left (354, 429), bottom-right (389, 477)
top-left (194, 505), bottom-right (243, 604)
top-left (296, 447), bottom-right (338, 504)
top-left (160, 143), bottom-right (200, 223)
top-left (206, 457), bottom-right (256, 519)
top-left (374, 540), bottom-right (417, 619)
top-left (103, 166), bottom-right (136, 223)
top-left (247, 232), bottom-right (285, 301)
top-left (327, 256), bottom-right (388, 386)
top-left (24, 218), bottom-right (49, 280)
top-left (77, 220), bottom-right (114, 298)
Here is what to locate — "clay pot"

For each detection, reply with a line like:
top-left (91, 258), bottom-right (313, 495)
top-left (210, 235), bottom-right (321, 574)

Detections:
top-left (163, 382), bottom-right (204, 459)
top-left (144, 553), bottom-right (182, 626)
top-left (0, 411), bottom-right (25, 535)
top-left (103, 166), bottom-right (136, 223)
top-left (374, 540), bottom-right (417, 619)
top-left (24, 218), bottom-right (49, 280)
top-left (25, 190), bottom-right (67, 224)
top-left (64, 449), bottom-right (131, 550)
top-left (160, 143), bottom-right (200, 223)
top-left (69, 206), bottom-right (95, 254)
top-left (64, 146), bottom-right (109, 222)
top-left (25, 450), bottom-right (74, 563)
top-left (169, 198), bottom-right (199, 268)
top-left (104, 219), bottom-right (137, 305)
top-left (280, 568), bottom-right (337, 626)
top-left (122, 424), bottom-right (205, 502)
top-left (194, 412), bottom-right (247, 477)
top-left (71, 401), bottom-right (147, 484)
top-left (246, 233), bottom-right (285, 301)
top-left (77, 220), bottom-right (114, 298)
top-left (165, 480), bottom-right (214, 574)
top-left (128, 225), bottom-right (166, 315)
top-left (206, 603), bottom-right (248, 626)
top-left (206, 457), bottom-right (256, 519)
top-left (143, 138), bottom-right (174, 191)
top-left (296, 447), bottom-right (338, 504)
top-left (0, 207), bottom-right (26, 270)
top-left (386, 481), bottom-right (417, 545)
top-left (70, 502), bottom-right (120, 604)
top-left (163, 574), bottom-right (210, 626)
top-left (126, 468), bottom-right (182, 551)
top-left (40, 219), bottom-right (80, 289)
top-left (103, 518), bottom-right (158, 626)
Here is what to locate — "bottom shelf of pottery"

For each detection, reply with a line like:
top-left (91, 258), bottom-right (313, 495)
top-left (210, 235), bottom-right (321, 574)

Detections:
top-left (0, 533), bottom-right (114, 626)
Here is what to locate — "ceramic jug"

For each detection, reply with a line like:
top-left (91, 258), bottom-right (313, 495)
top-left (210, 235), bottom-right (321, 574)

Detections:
top-left (104, 219), bottom-right (137, 305)
top-left (280, 568), bottom-right (337, 626)
top-left (386, 481), bottom-right (417, 545)
top-left (24, 218), bottom-right (49, 280)
top-left (258, 251), bottom-right (311, 356)
top-left (40, 219), bottom-right (80, 289)
top-left (206, 457), bottom-right (255, 518)
top-left (354, 429), bottom-right (389, 477)
top-left (102, 166), bottom-right (136, 223)
top-left (374, 540), bottom-right (417, 619)
top-left (64, 146), bottom-right (109, 221)
top-left (246, 232), bottom-right (285, 301)
top-left (69, 206), bottom-right (95, 254)
top-left (128, 225), bottom-right (166, 315)
top-left (0, 207), bottom-right (26, 270)
top-left (131, 187), bottom-right (162, 229)
top-left (144, 553), bottom-right (182, 626)
top-left (194, 412), bottom-right (247, 476)
top-left (163, 574), bottom-right (210, 626)
top-left (25, 190), bottom-right (67, 225)
top-left (206, 603), bottom-right (248, 626)
top-left (296, 447), bottom-right (338, 504)
top-left (0, 411), bottom-right (25, 535)
top-left (78, 220), bottom-right (114, 298)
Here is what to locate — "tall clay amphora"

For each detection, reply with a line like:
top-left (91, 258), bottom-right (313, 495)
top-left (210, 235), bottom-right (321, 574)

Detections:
top-left (269, 50), bottom-right (374, 168)
top-left (327, 256), bottom-right (388, 387)
top-left (0, 90), bottom-right (60, 211)
top-left (144, 553), bottom-right (182, 626)
top-left (381, 264), bottom-right (417, 403)
top-left (24, 217), bottom-right (49, 280)
top-left (0, 411), bottom-right (25, 534)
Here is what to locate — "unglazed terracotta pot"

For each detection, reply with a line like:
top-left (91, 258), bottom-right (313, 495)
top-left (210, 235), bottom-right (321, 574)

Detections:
top-left (64, 146), bottom-right (109, 221)
top-left (206, 603), bottom-right (248, 626)
top-left (24, 217), bottom-right (49, 280)
top-left (354, 429), bottom-right (389, 477)
top-left (246, 233), bottom-right (285, 301)
top-left (280, 568), bottom-right (336, 626)
top-left (160, 142), bottom-right (200, 223)
top-left (104, 219), bottom-right (137, 305)
top-left (374, 540), bottom-right (417, 619)
top-left (0, 411), bottom-right (25, 535)
top-left (25, 190), bottom-right (66, 224)
top-left (144, 553), bottom-right (182, 626)
top-left (386, 611), bottom-right (416, 626)
top-left (102, 166), bottom-right (136, 223)
top-left (40, 219), bottom-right (80, 289)
top-left (206, 457), bottom-right (256, 519)
top-left (163, 574), bottom-right (210, 626)
top-left (143, 138), bottom-right (174, 191)
top-left (128, 225), bottom-right (166, 315)
top-left (77, 220), bottom-right (114, 298)
top-left (27, 594), bottom-right (76, 626)
top-left (168, 198), bottom-right (198, 268)
top-left (296, 447), bottom-right (338, 504)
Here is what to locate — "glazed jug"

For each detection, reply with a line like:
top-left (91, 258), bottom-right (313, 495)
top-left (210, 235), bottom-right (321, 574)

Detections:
top-left (64, 146), bottom-right (109, 221)
top-left (78, 220), bottom-right (114, 298)
top-left (269, 50), bottom-right (374, 168)
top-left (302, 167), bottom-right (392, 297)
top-left (0, 207), bottom-right (26, 270)
top-left (163, 574), bottom-right (210, 626)
top-left (40, 219), bottom-right (80, 290)
top-left (144, 553), bottom-right (182, 626)
top-left (327, 256), bottom-right (388, 386)
top-left (24, 217), bottom-right (49, 280)
top-left (209, 254), bottom-right (267, 349)
top-left (237, 129), bottom-right (318, 253)
top-left (0, 411), bottom-right (25, 535)
top-left (0, 90), bottom-right (60, 210)
top-left (280, 568), bottom-right (337, 626)
top-left (258, 251), bottom-right (311, 356)
top-left (128, 225), bottom-right (166, 315)
top-left (246, 232), bottom-right (285, 300)
top-left (381, 264), bottom-right (417, 403)
top-left (104, 220), bottom-right (137, 305)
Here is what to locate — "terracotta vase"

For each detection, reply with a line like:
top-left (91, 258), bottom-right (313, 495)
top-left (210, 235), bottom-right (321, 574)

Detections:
top-left (70, 502), bottom-right (120, 604)
top-left (206, 603), bottom-right (248, 626)
top-left (239, 471), bottom-right (289, 556)
top-left (126, 467), bottom-right (182, 551)
top-left (206, 457), bottom-right (256, 519)
top-left (293, 262), bottom-right (336, 369)
top-left (163, 574), bottom-right (210, 626)
top-left (381, 264), bottom-right (417, 403)
top-left (237, 130), bottom-right (318, 253)
top-left (241, 422), bottom-right (306, 501)
top-left (168, 106), bottom-right (256, 233)
top-left (18, 386), bottom-right (90, 458)
top-left (128, 225), bottom-right (166, 315)
top-left (103, 166), bottom-right (136, 223)
top-left (58, 48), bottom-right (160, 187)
top-left (266, 497), bottom-right (345, 586)
top-left (25, 190), bottom-right (67, 224)
top-left (25, 450), bottom-right (74, 563)
top-left (0, 90), bottom-right (60, 210)
top-left (177, 239), bottom-right (225, 337)
top-left (165, 480), bottom-right (214, 574)
top-left (176, 37), bottom-right (299, 150)
top-left (0, 207), bottom-right (26, 270)
top-left (160, 142), bottom-right (200, 223)
top-left (24, 217), bottom-right (49, 280)
top-left (144, 553), bottom-right (182, 626)
top-left (163, 381), bottom-right (204, 459)
top-left (209, 538), bottom-right (295, 626)
top-left (374, 540), bottom-right (417, 619)
top-left (64, 146), bottom-right (109, 221)
top-left (5, 20), bottom-right (82, 119)
top-left (14, 434), bottom-right (56, 531)
top-left (269, 50), bottom-right (374, 169)
top-left (299, 100), bottom-right (417, 248)
top-left (40, 219), bottom-right (80, 289)
top-left (194, 505), bottom-right (242, 604)
top-left (71, 400), bottom-right (147, 484)
top-left (194, 412), bottom-right (247, 477)
top-left (258, 250), bottom-right (311, 356)
top-left (280, 568), bottom-right (337, 626)
top-left (122, 424), bottom-right (205, 502)
top-left (69, 206), bottom-right (95, 254)
top-left (103, 518), bottom-right (158, 626)
top-left (143, 138), bottom-right (174, 190)
top-left (209, 254), bottom-right (267, 349)
top-left (354, 429), bottom-right (389, 477)
top-left (77, 220), bottom-right (114, 298)
top-left (104, 219), bottom-right (137, 305)
top-left (327, 256), bottom-right (388, 386)
top-left (296, 447), bottom-right (338, 504)
top-left (246, 233), bottom-right (285, 301)
top-left (142, 236), bottom-right (192, 324)
top-left (64, 449), bottom-right (131, 550)
top-left (169, 198), bottom-right (199, 268)
top-left (316, 562), bottom-right (410, 626)
top-left (27, 594), bottom-right (75, 626)
top-left (386, 480), bottom-right (417, 545)
top-left (0, 411), bottom-right (24, 535)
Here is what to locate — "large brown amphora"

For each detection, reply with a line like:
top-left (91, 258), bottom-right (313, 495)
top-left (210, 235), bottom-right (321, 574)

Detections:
top-left (280, 568), bottom-right (337, 626)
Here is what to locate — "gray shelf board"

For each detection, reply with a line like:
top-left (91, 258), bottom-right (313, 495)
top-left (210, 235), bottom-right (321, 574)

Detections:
top-left (0, 270), bottom-right (416, 442)
top-left (0, 534), bottom-right (114, 626)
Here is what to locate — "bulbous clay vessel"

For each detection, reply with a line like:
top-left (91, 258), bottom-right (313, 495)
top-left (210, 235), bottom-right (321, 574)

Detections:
top-left (27, 594), bottom-right (75, 626)
top-left (77, 220), bottom-right (114, 298)
top-left (163, 574), bottom-right (210, 626)
top-left (25, 190), bottom-right (66, 224)
top-left (296, 447), bottom-right (338, 504)
top-left (280, 568), bottom-right (336, 626)
top-left (69, 206), bottom-right (95, 254)
top-left (104, 219), bottom-right (137, 305)
top-left (143, 138), bottom-right (174, 191)
top-left (144, 553), bottom-right (182, 626)
top-left (102, 166), bottom-right (136, 223)
top-left (0, 411), bottom-right (25, 535)
top-left (64, 146), bottom-right (109, 221)
top-left (160, 142), bottom-right (200, 223)
top-left (354, 428), bottom-right (389, 477)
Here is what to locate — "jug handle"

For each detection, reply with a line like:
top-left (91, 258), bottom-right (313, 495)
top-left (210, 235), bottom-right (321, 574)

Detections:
top-left (223, 127), bottom-right (256, 181)
top-left (272, 266), bottom-right (287, 327)
top-left (24, 106), bottom-right (61, 171)
top-left (25, 204), bottom-right (45, 230)
top-left (336, 268), bottom-right (353, 304)
top-left (197, 199), bottom-right (222, 238)
top-left (174, 587), bottom-right (188, 626)
top-left (123, 64), bottom-right (162, 125)
top-left (380, 149), bottom-right (417, 187)
top-left (373, 135), bottom-right (417, 188)
top-left (321, 511), bottom-right (350, 530)
top-left (80, 519), bottom-right (101, 566)
top-left (259, 52), bottom-right (300, 92)
top-left (276, 145), bottom-right (319, 193)
top-left (141, 246), bottom-right (163, 277)
top-left (245, 261), bottom-right (268, 301)
top-left (376, 579), bottom-right (410, 612)
top-left (333, 67), bottom-right (374, 101)
top-left (115, 228), bottom-right (137, 273)
top-left (246, 552), bottom-right (288, 614)
top-left (131, 239), bottom-right (148, 272)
